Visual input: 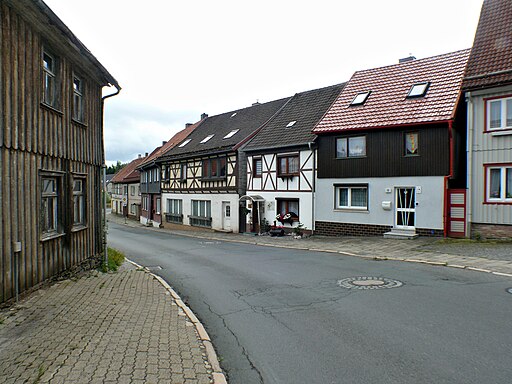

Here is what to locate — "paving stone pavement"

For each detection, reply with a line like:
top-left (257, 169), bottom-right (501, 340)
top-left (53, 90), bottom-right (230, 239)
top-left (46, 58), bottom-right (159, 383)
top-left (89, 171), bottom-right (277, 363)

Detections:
top-left (108, 213), bottom-right (512, 278)
top-left (0, 262), bottom-right (222, 384)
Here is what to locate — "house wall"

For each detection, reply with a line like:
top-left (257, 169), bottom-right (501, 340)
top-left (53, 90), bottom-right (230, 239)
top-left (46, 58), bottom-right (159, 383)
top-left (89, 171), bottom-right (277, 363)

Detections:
top-left (315, 176), bottom-right (445, 236)
top-left (467, 85), bottom-right (512, 238)
top-left (246, 149), bottom-right (315, 230)
top-left (0, 2), bottom-right (107, 302)
top-left (161, 192), bottom-right (240, 233)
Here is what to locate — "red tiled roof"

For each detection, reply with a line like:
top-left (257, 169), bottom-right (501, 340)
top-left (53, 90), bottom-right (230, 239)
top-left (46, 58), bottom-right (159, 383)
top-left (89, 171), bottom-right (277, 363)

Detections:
top-left (138, 119), bottom-right (204, 168)
top-left (462, 0), bottom-right (512, 90)
top-left (111, 156), bottom-right (145, 184)
top-left (313, 49), bottom-right (470, 133)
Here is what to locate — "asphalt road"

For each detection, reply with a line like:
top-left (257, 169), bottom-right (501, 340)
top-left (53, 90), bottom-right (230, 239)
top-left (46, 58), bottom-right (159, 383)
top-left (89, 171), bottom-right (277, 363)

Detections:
top-left (107, 223), bottom-right (512, 384)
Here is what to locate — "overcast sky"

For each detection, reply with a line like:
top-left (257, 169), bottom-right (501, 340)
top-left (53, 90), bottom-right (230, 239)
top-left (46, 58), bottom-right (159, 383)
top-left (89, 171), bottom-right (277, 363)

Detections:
top-left (44, 0), bottom-right (483, 165)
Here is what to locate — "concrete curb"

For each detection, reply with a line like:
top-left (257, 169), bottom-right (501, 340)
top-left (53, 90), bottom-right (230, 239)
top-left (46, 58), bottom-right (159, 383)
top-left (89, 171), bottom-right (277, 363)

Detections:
top-left (126, 259), bottom-right (228, 384)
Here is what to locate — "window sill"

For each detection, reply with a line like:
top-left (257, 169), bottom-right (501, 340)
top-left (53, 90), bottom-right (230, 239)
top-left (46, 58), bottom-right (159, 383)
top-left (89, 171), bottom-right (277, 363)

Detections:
top-left (72, 118), bottom-right (88, 128)
top-left (40, 232), bottom-right (65, 242)
top-left (40, 102), bottom-right (63, 116)
top-left (71, 225), bottom-right (88, 233)
top-left (484, 201), bottom-right (512, 205)
top-left (335, 156), bottom-right (367, 160)
top-left (489, 130), bottom-right (512, 136)
top-left (201, 177), bottom-right (227, 182)
top-left (334, 208), bottom-right (369, 213)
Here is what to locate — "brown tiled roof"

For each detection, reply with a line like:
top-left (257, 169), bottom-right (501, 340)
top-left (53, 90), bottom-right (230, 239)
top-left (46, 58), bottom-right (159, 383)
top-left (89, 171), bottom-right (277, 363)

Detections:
top-left (111, 156), bottom-right (145, 184)
top-left (463, 0), bottom-right (512, 90)
top-left (139, 120), bottom-right (204, 169)
top-left (313, 49), bottom-right (470, 133)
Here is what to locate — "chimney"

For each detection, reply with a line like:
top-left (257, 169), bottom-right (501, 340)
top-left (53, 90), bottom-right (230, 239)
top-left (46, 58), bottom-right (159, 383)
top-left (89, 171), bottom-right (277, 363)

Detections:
top-left (138, 154), bottom-right (142, 159)
top-left (185, 123), bottom-right (193, 128)
top-left (252, 100), bottom-right (260, 106)
top-left (145, 152), bottom-right (148, 157)
top-left (399, 55), bottom-right (416, 63)
top-left (162, 141), bottom-right (167, 146)
top-left (201, 113), bottom-right (208, 120)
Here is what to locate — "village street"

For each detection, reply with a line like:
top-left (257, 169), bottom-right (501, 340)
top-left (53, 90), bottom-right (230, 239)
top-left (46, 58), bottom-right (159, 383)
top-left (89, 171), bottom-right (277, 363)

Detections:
top-left (107, 220), bottom-right (512, 384)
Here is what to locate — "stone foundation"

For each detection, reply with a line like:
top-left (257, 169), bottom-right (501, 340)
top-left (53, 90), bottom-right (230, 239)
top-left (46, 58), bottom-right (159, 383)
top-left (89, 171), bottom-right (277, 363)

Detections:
top-left (315, 221), bottom-right (443, 237)
top-left (471, 223), bottom-right (512, 240)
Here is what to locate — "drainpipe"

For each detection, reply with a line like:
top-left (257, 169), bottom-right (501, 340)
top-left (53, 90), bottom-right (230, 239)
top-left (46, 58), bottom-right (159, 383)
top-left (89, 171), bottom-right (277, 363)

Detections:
top-left (466, 92), bottom-right (474, 238)
top-left (309, 142), bottom-right (316, 232)
top-left (101, 85), bottom-right (121, 267)
top-left (443, 120), bottom-right (454, 238)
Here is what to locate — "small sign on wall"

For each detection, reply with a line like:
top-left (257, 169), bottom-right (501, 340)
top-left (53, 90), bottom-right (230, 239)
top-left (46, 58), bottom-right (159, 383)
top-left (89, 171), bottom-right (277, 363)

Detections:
top-left (416, 186), bottom-right (422, 194)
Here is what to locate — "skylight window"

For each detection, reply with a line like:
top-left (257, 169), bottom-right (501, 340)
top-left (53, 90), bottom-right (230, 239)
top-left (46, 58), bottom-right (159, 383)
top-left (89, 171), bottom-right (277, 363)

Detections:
top-left (231, 112), bottom-right (237, 118)
top-left (407, 82), bottom-right (430, 98)
top-left (200, 134), bottom-right (214, 144)
top-left (350, 91), bottom-right (371, 106)
top-left (223, 129), bottom-right (239, 139)
top-left (178, 139), bottom-right (191, 148)
top-left (286, 121), bottom-right (296, 128)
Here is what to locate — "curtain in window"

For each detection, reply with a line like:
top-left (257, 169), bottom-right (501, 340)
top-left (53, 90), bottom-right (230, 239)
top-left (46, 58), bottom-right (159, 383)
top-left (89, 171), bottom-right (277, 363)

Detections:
top-left (506, 168), bottom-right (512, 198)
top-left (351, 188), bottom-right (367, 207)
top-left (490, 101), bottom-right (501, 129)
top-left (349, 136), bottom-right (366, 156)
top-left (289, 157), bottom-right (299, 174)
top-left (336, 138), bottom-right (347, 158)
top-left (338, 188), bottom-right (348, 207)
top-left (490, 168), bottom-right (501, 198)
top-left (507, 99), bottom-right (512, 127)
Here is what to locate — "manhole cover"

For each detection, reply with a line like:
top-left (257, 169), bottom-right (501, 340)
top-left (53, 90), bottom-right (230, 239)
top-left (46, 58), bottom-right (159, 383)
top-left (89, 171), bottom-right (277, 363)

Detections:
top-left (507, 288), bottom-right (512, 295)
top-left (338, 276), bottom-right (403, 290)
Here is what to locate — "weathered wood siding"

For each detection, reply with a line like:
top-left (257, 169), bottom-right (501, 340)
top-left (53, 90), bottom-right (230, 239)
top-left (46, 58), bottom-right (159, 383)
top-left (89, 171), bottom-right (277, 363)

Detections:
top-left (1, 3), bottom-right (105, 303)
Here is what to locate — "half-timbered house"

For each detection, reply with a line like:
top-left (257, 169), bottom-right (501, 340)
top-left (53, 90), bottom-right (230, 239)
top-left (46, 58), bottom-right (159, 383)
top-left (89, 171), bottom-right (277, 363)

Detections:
top-left (313, 50), bottom-right (470, 238)
top-left (158, 99), bottom-right (289, 233)
top-left (138, 120), bottom-right (202, 227)
top-left (111, 155), bottom-right (145, 219)
top-left (0, 0), bottom-right (119, 303)
top-left (463, 0), bottom-right (512, 239)
top-left (242, 84), bottom-right (345, 233)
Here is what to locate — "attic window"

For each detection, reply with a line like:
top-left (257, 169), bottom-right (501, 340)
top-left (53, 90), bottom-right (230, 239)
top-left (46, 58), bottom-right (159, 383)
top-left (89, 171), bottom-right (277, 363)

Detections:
top-left (200, 134), bottom-right (214, 144)
top-left (350, 91), bottom-right (371, 106)
top-left (223, 129), bottom-right (239, 139)
top-left (178, 139), bottom-right (191, 148)
top-left (407, 82), bottom-right (429, 98)
top-left (231, 112), bottom-right (237, 118)
top-left (286, 121), bottom-right (296, 128)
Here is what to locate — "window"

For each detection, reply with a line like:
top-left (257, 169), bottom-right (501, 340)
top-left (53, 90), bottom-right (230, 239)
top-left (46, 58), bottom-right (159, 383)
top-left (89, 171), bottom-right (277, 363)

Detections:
top-left (41, 177), bottom-right (59, 235)
top-left (277, 155), bottom-right (299, 176)
top-left (486, 165), bottom-right (512, 203)
top-left (223, 129), bottom-right (239, 139)
top-left (487, 96), bottom-right (512, 131)
top-left (336, 136), bottom-right (366, 158)
top-left (190, 200), bottom-right (212, 227)
top-left (178, 139), bottom-right (191, 148)
top-left (156, 198), bottom-right (161, 214)
top-left (404, 132), bottom-right (419, 155)
top-left (350, 91), bottom-right (371, 106)
top-left (123, 185), bottom-right (128, 195)
top-left (200, 134), bottom-right (214, 144)
top-left (335, 185), bottom-right (368, 210)
top-left (42, 52), bottom-right (57, 106)
top-left (166, 199), bottom-right (183, 224)
top-left (407, 82), bottom-right (429, 98)
top-left (72, 76), bottom-right (84, 122)
top-left (202, 158), bottom-right (227, 179)
top-left (286, 121), bottom-right (296, 128)
top-left (142, 196), bottom-right (149, 211)
top-left (130, 186), bottom-right (135, 196)
top-left (72, 177), bottom-right (86, 226)
top-left (276, 199), bottom-right (299, 223)
top-left (180, 163), bottom-right (187, 181)
top-left (130, 204), bottom-right (136, 214)
top-left (138, 185), bottom-right (141, 196)
top-left (253, 157), bottom-right (262, 177)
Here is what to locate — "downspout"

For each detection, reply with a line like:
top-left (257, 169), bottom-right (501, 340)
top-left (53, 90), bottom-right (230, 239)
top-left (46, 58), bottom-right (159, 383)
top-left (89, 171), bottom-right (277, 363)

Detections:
top-left (309, 142), bottom-right (316, 232)
top-left (101, 85), bottom-right (121, 267)
top-left (444, 120), bottom-right (454, 238)
top-left (466, 92), bottom-right (473, 238)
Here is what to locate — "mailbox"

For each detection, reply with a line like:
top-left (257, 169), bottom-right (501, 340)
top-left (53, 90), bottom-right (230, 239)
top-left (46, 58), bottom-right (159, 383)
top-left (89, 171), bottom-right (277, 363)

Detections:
top-left (381, 201), bottom-right (392, 210)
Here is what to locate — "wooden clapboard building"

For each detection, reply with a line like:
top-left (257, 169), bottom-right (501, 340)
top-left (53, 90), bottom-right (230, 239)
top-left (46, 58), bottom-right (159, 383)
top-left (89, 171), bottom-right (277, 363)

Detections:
top-left (0, 0), bottom-right (119, 303)
top-left (158, 99), bottom-right (289, 233)
top-left (313, 50), bottom-right (469, 238)
top-left (243, 84), bottom-right (345, 233)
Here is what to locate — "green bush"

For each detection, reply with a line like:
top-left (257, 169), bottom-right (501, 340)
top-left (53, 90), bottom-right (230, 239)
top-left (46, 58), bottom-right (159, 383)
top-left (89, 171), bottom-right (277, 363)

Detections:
top-left (105, 247), bottom-right (125, 272)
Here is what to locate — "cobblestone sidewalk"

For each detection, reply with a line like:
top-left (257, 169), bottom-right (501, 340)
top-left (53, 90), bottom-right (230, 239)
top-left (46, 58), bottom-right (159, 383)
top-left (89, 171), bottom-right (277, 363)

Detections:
top-left (0, 263), bottom-right (225, 384)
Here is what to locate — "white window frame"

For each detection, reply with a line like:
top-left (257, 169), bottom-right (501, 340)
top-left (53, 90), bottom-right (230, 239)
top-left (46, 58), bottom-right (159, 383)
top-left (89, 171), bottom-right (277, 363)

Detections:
top-left (72, 75), bottom-right (84, 122)
top-left (72, 175), bottom-right (86, 227)
top-left (42, 51), bottom-right (57, 106)
top-left (156, 198), bottom-right (161, 214)
top-left (486, 96), bottom-right (512, 131)
top-left (335, 184), bottom-right (369, 210)
top-left (485, 164), bottom-right (512, 203)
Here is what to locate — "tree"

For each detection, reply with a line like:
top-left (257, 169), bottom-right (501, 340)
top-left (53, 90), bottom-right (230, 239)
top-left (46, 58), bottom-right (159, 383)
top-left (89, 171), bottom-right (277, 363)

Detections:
top-left (106, 161), bottom-right (125, 174)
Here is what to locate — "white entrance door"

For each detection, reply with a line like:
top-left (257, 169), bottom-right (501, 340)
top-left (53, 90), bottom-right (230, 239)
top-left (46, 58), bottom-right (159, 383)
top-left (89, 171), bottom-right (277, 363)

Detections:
top-left (222, 202), bottom-right (231, 230)
top-left (395, 187), bottom-right (416, 229)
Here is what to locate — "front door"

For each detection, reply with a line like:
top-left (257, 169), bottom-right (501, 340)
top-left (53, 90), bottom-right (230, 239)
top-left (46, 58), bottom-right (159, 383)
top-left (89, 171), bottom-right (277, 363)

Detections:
top-left (395, 187), bottom-right (416, 229)
top-left (222, 202), bottom-right (231, 231)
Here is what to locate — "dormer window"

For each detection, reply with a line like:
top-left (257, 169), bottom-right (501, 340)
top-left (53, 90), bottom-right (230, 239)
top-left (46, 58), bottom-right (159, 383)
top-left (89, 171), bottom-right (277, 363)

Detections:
top-left (350, 91), bottom-right (371, 106)
top-left (286, 121), bottom-right (296, 128)
top-left (200, 134), bottom-right (214, 144)
top-left (178, 139), bottom-right (191, 148)
top-left (223, 129), bottom-right (239, 139)
top-left (231, 112), bottom-right (237, 118)
top-left (407, 82), bottom-right (429, 98)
